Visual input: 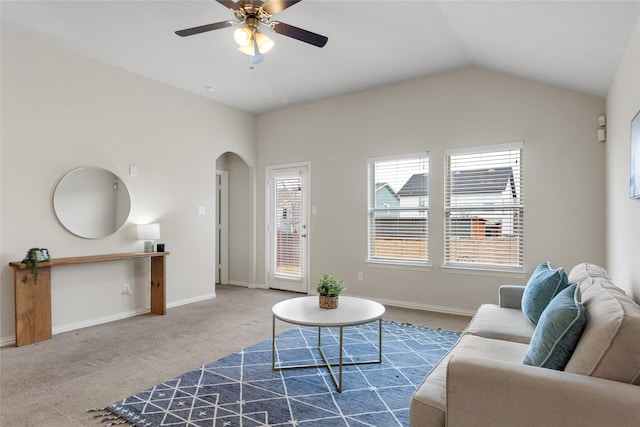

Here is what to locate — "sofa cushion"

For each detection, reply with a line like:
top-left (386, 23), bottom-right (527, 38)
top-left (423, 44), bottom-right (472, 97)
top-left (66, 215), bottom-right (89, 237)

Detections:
top-left (409, 335), bottom-right (528, 427)
top-left (463, 304), bottom-right (534, 344)
top-left (521, 262), bottom-right (570, 325)
top-left (565, 279), bottom-right (640, 385)
top-left (522, 284), bottom-right (585, 370)
top-left (568, 263), bottom-right (621, 294)
top-left (568, 262), bottom-right (610, 284)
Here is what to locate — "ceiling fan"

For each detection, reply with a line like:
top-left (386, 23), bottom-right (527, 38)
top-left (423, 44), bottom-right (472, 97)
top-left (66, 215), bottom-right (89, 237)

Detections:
top-left (175, 0), bottom-right (328, 66)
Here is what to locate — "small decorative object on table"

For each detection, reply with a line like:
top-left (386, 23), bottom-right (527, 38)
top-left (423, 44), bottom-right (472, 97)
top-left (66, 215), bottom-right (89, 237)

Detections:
top-left (21, 248), bottom-right (50, 284)
top-left (316, 273), bottom-right (345, 309)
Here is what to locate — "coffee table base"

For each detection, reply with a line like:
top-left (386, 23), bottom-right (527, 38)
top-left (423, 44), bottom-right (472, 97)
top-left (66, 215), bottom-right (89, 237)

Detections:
top-left (271, 317), bottom-right (382, 393)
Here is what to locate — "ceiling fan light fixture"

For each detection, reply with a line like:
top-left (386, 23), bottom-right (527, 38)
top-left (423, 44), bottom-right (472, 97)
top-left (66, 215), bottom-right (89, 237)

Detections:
top-left (255, 32), bottom-right (274, 54)
top-left (233, 27), bottom-right (252, 47)
top-left (238, 30), bottom-right (274, 57)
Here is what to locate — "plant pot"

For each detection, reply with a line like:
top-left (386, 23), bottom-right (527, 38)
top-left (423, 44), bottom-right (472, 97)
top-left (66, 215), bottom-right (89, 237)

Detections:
top-left (319, 295), bottom-right (338, 309)
top-left (35, 249), bottom-right (49, 262)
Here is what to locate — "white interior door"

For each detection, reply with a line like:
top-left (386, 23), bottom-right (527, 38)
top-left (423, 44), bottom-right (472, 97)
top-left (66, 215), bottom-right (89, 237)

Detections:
top-left (267, 164), bottom-right (309, 293)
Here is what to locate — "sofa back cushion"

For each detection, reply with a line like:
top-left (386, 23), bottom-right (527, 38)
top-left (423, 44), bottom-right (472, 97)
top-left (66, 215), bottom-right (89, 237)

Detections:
top-left (565, 264), bottom-right (640, 385)
top-left (568, 262), bottom-right (620, 293)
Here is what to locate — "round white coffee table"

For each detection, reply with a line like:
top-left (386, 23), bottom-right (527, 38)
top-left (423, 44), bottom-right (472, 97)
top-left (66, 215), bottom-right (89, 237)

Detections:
top-left (271, 296), bottom-right (385, 392)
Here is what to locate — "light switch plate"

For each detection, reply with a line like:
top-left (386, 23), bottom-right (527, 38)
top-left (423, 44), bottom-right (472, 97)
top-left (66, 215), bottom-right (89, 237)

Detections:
top-left (597, 115), bottom-right (606, 127)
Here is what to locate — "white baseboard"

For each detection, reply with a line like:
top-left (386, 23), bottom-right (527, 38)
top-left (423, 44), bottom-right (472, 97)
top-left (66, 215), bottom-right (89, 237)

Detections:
top-left (365, 296), bottom-right (475, 317)
top-left (53, 308), bottom-right (150, 335)
top-left (225, 280), bottom-right (251, 287)
top-left (225, 284), bottom-right (474, 317)
top-left (0, 336), bottom-right (17, 347)
top-left (167, 293), bottom-right (216, 309)
top-left (225, 280), bottom-right (269, 290)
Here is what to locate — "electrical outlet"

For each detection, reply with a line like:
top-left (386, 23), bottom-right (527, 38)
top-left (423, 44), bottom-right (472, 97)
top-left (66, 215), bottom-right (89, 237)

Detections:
top-left (357, 272), bottom-right (363, 281)
top-left (122, 282), bottom-right (132, 295)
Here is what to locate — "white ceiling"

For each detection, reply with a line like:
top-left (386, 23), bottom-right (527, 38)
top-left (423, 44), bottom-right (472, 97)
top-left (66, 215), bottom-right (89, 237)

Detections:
top-left (2, 0), bottom-right (640, 114)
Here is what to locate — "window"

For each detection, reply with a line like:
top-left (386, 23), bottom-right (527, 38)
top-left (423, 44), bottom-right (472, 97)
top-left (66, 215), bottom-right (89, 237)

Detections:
top-left (444, 142), bottom-right (523, 271)
top-left (367, 153), bottom-right (429, 265)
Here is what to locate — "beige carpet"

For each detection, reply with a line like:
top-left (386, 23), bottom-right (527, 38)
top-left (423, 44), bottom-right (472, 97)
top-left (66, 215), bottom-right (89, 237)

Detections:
top-left (0, 285), bottom-right (470, 426)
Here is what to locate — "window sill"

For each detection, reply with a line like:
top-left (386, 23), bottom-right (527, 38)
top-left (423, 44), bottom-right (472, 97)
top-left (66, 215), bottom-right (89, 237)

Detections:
top-left (366, 260), bottom-right (432, 272)
top-left (441, 264), bottom-right (526, 279)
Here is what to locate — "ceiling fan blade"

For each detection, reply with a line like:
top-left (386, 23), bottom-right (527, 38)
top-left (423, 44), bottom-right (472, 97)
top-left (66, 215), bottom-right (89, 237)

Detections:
top-left (262, 0), bottom-right (302, 15)
top-left (175, 21), bottom-right (236, 37)
top-left (272, 21), bottom-right (328, 47)
top-left (215, 0), bottom-right (242, 10)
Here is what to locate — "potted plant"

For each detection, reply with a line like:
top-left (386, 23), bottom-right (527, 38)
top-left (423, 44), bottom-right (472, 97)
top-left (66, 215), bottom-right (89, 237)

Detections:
top-left (21, 248), bottom-right (50, 284)
top-left (316, 273), bottom-right (345, 309)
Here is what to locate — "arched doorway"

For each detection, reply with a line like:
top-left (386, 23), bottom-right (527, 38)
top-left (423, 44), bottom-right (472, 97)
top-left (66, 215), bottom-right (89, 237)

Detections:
top-left (215, 152), bottom-right (251, 286)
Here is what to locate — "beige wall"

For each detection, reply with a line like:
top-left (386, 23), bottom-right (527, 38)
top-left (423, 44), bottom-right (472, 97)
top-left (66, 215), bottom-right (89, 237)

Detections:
top-left (606, 17), bottom-right (640, 300)
top-left (0, 28), bottom-right (256, 344)
top-left (5, 18), bottom-right (633, 344)
top-left (257, 67), bottom-right (606, 314)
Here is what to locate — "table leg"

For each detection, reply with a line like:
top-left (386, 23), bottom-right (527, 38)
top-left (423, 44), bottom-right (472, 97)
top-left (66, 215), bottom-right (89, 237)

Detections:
top-left (272, 319), bottom-right (383, 393)
top-left (272, 316), bottom-right (277, 370)
top-left (14, 266), bottom-right (52, 346)
top-left (379, 318), bottom-right (383, 362)
top-left (338, 326), bottom-right (344, 392)
top-left (150, 256), bottom-right (166, 315)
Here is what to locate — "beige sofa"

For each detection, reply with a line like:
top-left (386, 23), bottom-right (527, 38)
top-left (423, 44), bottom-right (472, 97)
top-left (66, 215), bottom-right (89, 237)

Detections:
top-left (409, 263), bottom-right (640, 427)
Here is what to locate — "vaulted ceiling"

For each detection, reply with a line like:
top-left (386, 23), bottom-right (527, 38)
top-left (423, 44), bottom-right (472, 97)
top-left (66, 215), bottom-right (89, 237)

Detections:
top-left (3, 1), bottom-right (639, 113)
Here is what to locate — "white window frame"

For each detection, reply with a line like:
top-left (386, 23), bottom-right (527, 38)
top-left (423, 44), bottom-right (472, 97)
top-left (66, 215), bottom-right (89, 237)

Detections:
top-left (443, 141), bottom-right (524, 273)
top-left (367, 152), bottom-right (430, 268)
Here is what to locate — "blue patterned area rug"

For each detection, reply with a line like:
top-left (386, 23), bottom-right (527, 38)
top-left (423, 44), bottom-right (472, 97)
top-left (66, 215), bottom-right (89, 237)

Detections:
top-left (93, 321), bottom-right (459, 427)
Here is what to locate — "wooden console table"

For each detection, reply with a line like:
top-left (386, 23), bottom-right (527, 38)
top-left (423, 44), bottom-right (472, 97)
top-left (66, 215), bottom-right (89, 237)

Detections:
top-left (9, 252), bottom-right (169, 347)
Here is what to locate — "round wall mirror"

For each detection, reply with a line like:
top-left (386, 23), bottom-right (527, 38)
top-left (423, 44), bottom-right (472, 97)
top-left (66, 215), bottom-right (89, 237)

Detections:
top-left (53, 167), bottom-right (131, 239)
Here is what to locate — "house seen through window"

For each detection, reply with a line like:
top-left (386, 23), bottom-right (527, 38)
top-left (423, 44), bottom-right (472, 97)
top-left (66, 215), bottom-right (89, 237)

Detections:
top-left (367, 153), bottom-right (429, 265)
top-left (444, 142), bottom-right (524, 271)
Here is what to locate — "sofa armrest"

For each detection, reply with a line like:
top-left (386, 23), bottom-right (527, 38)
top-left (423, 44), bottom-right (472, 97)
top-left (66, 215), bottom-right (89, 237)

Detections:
top-left (446, 355), bottom-right (640, 427)
top-left (498, 285), bottom-right (525, 309)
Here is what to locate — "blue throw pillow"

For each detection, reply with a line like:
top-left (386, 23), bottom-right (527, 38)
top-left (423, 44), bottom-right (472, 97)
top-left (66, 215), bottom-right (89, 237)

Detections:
top-left (521, 262), bottom-right (569, 325)
top-left (522, 284), bottom-right (586, 370)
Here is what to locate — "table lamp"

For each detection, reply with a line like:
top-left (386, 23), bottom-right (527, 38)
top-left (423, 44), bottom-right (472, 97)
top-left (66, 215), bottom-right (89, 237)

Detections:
top-left (136, 223), bottom-right (160, 252)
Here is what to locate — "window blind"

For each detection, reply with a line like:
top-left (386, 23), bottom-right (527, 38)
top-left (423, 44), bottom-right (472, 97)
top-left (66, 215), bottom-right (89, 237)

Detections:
top-left (272, 175), bottom-right (302, 278)
top-left (444, 142), bottom-right (523, 270)
top-left (367, 153), bottom-right (429, 264)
